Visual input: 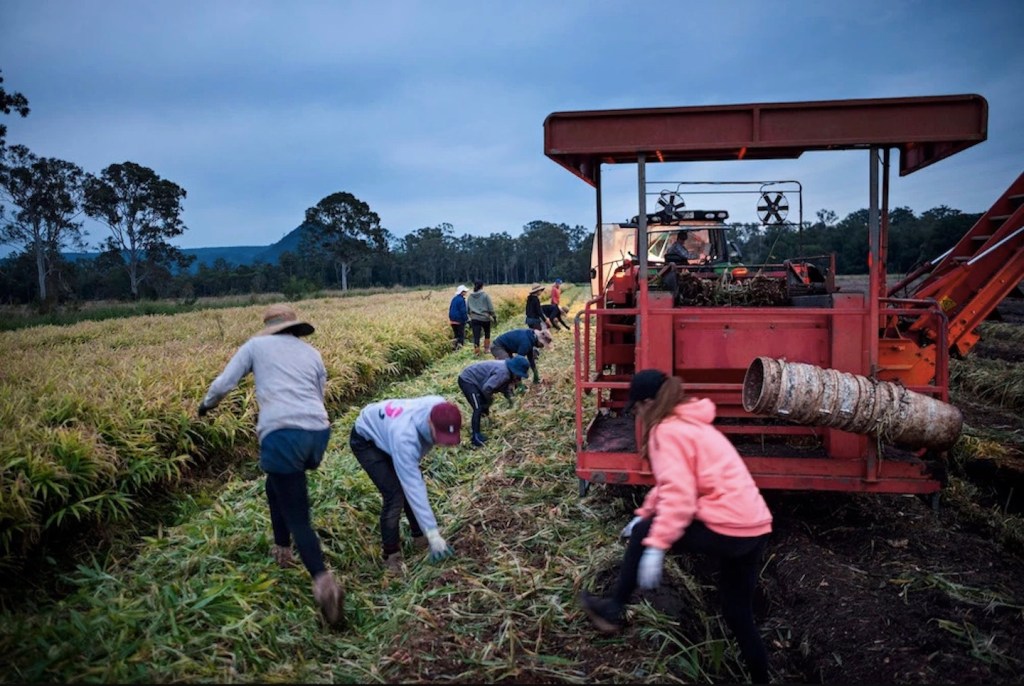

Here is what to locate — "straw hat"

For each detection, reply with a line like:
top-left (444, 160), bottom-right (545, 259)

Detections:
top-left (260, 303), bottom-right (315, 337)
top-left (529, 284), bottom-right (545, 294)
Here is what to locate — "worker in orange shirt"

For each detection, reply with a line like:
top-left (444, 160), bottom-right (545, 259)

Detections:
top-left (550, 278), bottom-right (563, 307)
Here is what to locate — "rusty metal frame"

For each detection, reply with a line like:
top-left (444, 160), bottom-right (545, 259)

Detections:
top-left (557, 94), bottom-right (988, 495)
top-left (545, 94), bottom-right (987, 186)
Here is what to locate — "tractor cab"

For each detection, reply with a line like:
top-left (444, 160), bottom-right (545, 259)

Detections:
top-left (591, 181), bottom-right (831, 308)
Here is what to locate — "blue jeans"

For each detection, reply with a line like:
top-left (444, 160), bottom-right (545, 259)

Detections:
top-left (349, 426), bottom-right (424, 557)
top-left (260, 427), bottom-right (331, 578)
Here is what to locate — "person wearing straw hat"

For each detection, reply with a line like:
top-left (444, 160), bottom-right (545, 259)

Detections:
top-left (525, 283), bottom-right (546, 331)
top-left (541, 303), bottom-right (571, 332)
top-left (349, 395), bottom-right (461, 575)
top-left (577, 369), bottom-right (773, 683)
top-left (448, 284), bottom-right (470, 350)
top-left (198, 303), bottom-right (343, 627)
top-left (491, 327), bottom-right (552, 385)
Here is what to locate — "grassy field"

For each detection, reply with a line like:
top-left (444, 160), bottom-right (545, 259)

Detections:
top-left (1, 285), bottom-right (1022, 683)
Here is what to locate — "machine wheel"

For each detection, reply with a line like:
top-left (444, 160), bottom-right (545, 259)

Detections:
top-left (578, 478), bottom-right (590, 498)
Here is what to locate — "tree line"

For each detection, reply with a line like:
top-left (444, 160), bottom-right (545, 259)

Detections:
top-left (1, 70), bottom-right (982, 307)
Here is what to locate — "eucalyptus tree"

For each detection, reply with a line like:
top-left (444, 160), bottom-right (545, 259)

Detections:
top-left (517, 221), bottom-right (575, 282)
top-left (0, 145), bottom-right (89, 304)
top-left (0, 70), bottom-right (30, 149)
top-left (304, 191), bottom-right (387, 291)
top-left (84, 162), bottom-right (191, 299)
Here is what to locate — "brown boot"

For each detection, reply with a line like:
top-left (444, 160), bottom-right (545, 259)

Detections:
top-left (473, 345), bottom-right (481, 355)
top-left (271, 544), bottom-right (294, 569)
top-left (483, 338), bottom-right (491, 354)
top-left (312, 572), bottom-right (344, 627)
top-left (385, 552), bottom-right (405, 576)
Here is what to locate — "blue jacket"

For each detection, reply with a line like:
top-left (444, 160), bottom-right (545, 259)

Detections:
top-left (493, 328), bottom-right (537, 357)
top-left (458, 359), bottom-right (518, 403)
top-left (492, 328), bottom-right (540, 374)
top-left (449, 294), bottom-right (468, 324)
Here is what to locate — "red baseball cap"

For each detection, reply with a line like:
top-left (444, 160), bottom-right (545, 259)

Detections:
top-left (429, 402), bottom-right (462, 445)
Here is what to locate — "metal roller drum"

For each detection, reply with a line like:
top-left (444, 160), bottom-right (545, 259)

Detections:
top-left (742, 356), bottom-right (963, 450)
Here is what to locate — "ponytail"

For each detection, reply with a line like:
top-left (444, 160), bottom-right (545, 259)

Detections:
top-left (639, 376), bottom-right (687, 460)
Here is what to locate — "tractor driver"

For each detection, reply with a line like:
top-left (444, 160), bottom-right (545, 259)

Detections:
top-left (663, 230), bottom-right (708, 294)
top-left (665, 230), bottom-right (709, 264)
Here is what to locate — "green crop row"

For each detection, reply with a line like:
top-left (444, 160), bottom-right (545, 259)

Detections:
top-left (0, 287), bottom-right (525, 569)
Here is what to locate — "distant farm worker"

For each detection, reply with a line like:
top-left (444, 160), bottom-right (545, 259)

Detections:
top-left (578, 369), bottom-right (773, 684)
top-left (448, 284), bottom-right (470, 350)
top-left (467, 280), bottom-right (497, 355)
top-left (525, 283), bottom-right (545, 330)
top-left (541, 303), bottom-right (571, 332)
top-left (349, 395), bottom-right (461, 575)
top-left (550, 278), bottom-right (563, 307)
top-left (490, 327), bottom-right (552, 384)
top-left (198, 303), bottom-right (343, 627)
top-left (457, 356), bottom-right (531, 447)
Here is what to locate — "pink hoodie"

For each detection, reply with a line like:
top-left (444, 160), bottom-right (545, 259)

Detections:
top-left (636, 398), bottom-right (773, 550)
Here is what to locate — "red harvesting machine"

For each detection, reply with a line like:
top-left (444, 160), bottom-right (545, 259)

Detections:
top-left (544, 95), bottom-right (1024, 497)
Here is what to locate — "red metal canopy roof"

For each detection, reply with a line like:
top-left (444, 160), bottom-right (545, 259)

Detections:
top-left (544, 94), bottom-right (988, 187)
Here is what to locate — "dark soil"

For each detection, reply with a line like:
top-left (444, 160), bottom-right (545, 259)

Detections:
top-left (758, 490), bottom-right (1024, 684)
top-left (385, 297), bottom-right (1024, 685)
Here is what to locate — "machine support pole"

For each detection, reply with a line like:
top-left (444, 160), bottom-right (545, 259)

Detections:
top-left (868, 148), bottom-right (881, 377)
top-left (637, 154), bottom-right (649, 369)
top-left (880, 149), bottom-right (890, 299)
top-left (595, 164), bottom-right (604, 293)
top-left (867, 148), bottom-right (883, 482)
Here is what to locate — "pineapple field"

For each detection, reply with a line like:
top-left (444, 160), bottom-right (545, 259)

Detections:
top-left (1, 285), bottom-right (1023, 684)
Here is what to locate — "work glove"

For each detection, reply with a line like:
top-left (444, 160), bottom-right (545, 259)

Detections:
top-left (637, 547), bottom-right (665, 590)
top-left (620, 515), bottom-right (644, 541)
top-left (424, 527), bottom-right (454, 562)
top-left (197, 402), bottom-right (210, 418)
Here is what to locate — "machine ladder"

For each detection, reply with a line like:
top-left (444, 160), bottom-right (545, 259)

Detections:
top-left (892, 171), bottom-right (1024, 356)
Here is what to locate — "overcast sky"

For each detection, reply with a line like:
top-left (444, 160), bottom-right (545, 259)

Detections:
top-left (2, 0), bottom-right (1022, 251)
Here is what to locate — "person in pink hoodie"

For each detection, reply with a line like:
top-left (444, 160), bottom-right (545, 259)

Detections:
top-left (578, 369), bottom-right (773, 684)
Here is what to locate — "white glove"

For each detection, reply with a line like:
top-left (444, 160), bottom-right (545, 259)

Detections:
top-left (637, 547), bottom-right (665, 589)
top-left (424, 527), bottom-right (454, 562)
top-left (620, 515), bottom-right (644, 541)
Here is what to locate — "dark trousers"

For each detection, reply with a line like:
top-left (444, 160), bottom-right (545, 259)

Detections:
top-left (470, 320), bottom-right (491, 347)
top-left (450, 322), bottom-right (466, 349)
top-left (457, 377), bottom-right (488, 435)
top-left (260, 427), bottom-right (330, 579)
top-left (614, 518), bottom-right (770, 683)
top-left (349, 426), bottom-right (423, 556)
top-left (550, 315), bottom-right (570, 330)
top-left (265, 472), bottom-right (326, 577)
